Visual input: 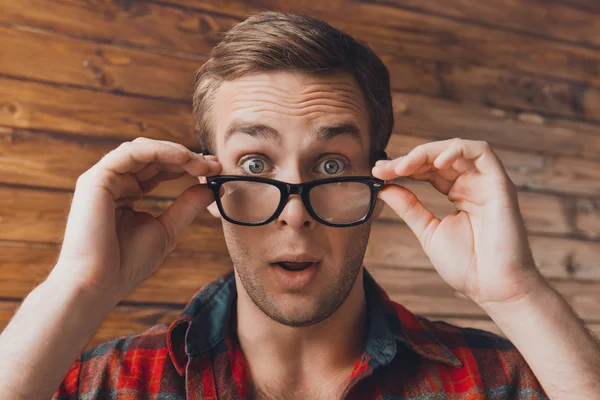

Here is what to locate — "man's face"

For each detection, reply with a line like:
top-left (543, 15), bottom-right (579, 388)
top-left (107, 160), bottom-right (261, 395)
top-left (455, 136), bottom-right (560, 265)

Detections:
top-left (207, 71), bottom-right (382, 327)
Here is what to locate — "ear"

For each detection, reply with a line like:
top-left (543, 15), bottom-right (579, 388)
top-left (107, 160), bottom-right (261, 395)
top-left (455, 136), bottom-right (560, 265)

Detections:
top-left (372, 197), bottom-right (384, 220)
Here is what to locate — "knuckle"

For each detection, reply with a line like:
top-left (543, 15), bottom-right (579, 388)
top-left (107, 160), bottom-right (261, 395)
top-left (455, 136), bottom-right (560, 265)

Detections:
top-left (117, 141), bottom-right (134, 152)
top-left (413, 144), bottom-right (425, 154)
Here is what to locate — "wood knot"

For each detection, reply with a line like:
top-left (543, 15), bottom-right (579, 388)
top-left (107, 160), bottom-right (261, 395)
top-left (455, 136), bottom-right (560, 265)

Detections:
top-left (394, 101), bottom-right (408, 114)
top-left (517, 112), bottom-right (545, 124)
top-left (1, 103), bottom-right (18, 115)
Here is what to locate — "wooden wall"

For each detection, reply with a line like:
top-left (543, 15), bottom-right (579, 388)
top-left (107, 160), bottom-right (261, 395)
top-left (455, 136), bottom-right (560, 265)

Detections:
top-left (1, 0), bottom-right (600, 351)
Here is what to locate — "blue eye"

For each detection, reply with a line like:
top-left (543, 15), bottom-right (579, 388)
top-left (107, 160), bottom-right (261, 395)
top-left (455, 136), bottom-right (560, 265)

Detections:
top-left (317, 158), bottom-right (346, 175)
top-left (241, 157), bottom-right (267, 174)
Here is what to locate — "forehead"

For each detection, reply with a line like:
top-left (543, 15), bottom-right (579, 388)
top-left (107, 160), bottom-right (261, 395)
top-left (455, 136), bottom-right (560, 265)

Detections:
top-left (211, 71), bottom-right (370, 148)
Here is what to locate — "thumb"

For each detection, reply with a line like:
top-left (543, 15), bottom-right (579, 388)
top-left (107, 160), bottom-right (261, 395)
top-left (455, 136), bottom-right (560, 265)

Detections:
top-left (157, 184), bottom-right (215, 252)
top-left (379, 184), bottom-right (440, 251)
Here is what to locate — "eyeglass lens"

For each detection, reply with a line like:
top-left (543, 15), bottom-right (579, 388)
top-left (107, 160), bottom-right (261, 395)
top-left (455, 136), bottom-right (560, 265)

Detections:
top-left (219, 180), bottom-right (372, 224)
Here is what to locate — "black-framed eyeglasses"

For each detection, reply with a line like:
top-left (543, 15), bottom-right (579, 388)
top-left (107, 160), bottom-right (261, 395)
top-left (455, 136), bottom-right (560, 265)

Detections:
top-left (206, 175), bottom-right (386, 227)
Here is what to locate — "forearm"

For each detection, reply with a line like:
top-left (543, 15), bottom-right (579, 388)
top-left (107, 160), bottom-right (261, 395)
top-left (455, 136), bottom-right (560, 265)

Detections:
top-left (481, 281), bottom-right (600, 399)
top-left (0, 272), bottom-right (117, 399)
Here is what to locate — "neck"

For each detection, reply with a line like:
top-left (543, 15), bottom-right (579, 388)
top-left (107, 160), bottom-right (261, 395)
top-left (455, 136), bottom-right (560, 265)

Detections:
top-left (234, 268), bottom-right (367, 389)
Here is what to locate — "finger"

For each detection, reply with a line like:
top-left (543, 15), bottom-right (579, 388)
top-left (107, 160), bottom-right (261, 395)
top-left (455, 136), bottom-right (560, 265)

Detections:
top-left (373, 158), bottom-right (460, 184)
top-left (134, 161), bottom-right (194, 182)
top-left (156, 184), bottom-right (215, 253)
top-left (372, 158), bottom-right (405, 180)
top-left (396, 139), bottom-right (504, 178)
top-left (103, 170), bottom-right (186, 206)
top-left (98, 140), bottom-right (222, 178)
top-left (408, 171), bottom-right (453, 195)
top-left (139, 171), bottom-right (186, 195)
top-left (378, 184), bottom-right (439, 251)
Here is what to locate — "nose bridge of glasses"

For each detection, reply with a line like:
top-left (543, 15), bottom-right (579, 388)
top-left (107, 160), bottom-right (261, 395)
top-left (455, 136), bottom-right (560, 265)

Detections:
top-left (285, 181), bottom-right (306, 196)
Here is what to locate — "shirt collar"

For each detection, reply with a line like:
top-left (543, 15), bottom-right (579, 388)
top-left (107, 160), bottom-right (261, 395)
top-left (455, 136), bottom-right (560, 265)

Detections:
top-left (166, 267), bottom-right (462, 375)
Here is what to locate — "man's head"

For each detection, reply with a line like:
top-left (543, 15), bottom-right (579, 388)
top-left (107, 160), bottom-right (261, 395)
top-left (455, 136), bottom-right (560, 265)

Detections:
top-left (192, 12), bottom-right (393, 327)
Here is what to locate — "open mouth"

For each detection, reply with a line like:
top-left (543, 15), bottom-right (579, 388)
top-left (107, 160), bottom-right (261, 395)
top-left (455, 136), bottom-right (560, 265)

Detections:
top-left (275, 262), bottom-right (315, 271)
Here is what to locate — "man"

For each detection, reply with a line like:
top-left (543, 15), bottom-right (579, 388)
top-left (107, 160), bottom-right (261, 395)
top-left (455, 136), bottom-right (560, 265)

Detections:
top-left (1, 11), bottom-right (599, 400)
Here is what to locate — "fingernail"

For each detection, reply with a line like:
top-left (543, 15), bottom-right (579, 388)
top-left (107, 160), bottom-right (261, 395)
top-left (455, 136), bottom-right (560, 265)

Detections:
top-left (375, 160), bottom-right (390, 166)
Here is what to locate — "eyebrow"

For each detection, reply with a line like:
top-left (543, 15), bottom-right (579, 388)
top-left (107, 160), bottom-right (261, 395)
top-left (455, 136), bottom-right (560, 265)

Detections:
top-left (224, 120), bottom-right (364, 146)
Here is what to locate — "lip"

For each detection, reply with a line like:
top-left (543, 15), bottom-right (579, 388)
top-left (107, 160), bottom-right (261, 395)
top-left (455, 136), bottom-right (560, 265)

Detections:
top-left (270, 261), bottom-right (320, 290)
top-left (271, 253), bottom-right (321, 263)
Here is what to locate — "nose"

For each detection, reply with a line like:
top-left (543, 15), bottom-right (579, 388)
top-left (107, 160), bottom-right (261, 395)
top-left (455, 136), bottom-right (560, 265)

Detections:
top-left (276, 194), bottom-right (315, 230)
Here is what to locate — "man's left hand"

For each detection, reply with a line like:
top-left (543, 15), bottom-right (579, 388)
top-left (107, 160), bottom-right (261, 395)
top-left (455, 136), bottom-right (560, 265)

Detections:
top-left (372, 138), bottom-right (547, 308)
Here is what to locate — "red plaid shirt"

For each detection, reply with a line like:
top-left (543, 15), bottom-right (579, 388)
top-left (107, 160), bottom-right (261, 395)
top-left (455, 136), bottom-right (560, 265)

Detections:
top-left (52, 268), bottom-right (548, 399)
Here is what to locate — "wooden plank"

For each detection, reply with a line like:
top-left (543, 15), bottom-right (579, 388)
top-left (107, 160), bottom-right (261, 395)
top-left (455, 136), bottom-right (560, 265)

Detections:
top-left (0, 300), bottom-right (183, 353)
top-left (2, 81), bottom-right (600, 197)
top-left (577, 199), bottom-right (600, 240)
top-left (384, 55), bottom-right (600, 125)
top-left (1, 127), bottom-right (600, 229)
top-left (0, 127), bottom-right (204, 195)
top-left (0, 243), bottom-right (232, 304)
top-left (386, 134), bottom-right (600, 198)
top-left (366, 266), bottom-right (600, 321)
top-left (0, 141), bottom-right (582, 241)
top-left (4, 0), bottom-right (600, 125)
top-left (4, 23), bottom-right (600, 127)
top-left (0, 140), bottom-right (597, 244)
top-left (391, 92), bottom-right (600, 162)
top-left (0, 184), bottom-right (227, 254)
top-left (0, 182), bottom-right (588, 261)
top-left (366, 223), bottom-right (600, 281)
top-left (0, 25), bottom-right (204, 100)
top-left (0, 78), bottom-right (196, 145)
top-left (160, 0), bottom-right (600, 86)
top-left (1, 270), bottom-right (599, 354)
top-left (431, 316), bottom-right (600, 341)
top-left (0, 0), bottom-right (238, 54)
top-left (1, 217), bottom-right (599, 309)
top-left (378, 180), bottom-right (575, 237)
top-left (4, 70), bottom-right (600, 167)
top-left (1, 298), bottom-right (598, 354)
top-left (359, 0), bottom-right (600, 49)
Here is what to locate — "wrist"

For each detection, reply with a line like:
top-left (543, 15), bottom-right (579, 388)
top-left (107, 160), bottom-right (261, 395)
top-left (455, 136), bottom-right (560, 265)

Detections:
top-left (42, 270), bottom-right (120, 320)
top-left (479, 277), bottom-right (555, 320)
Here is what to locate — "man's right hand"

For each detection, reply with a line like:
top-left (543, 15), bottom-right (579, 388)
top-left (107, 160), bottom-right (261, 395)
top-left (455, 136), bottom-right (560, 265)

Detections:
top-left (50, 137), bottom-right (222, 303)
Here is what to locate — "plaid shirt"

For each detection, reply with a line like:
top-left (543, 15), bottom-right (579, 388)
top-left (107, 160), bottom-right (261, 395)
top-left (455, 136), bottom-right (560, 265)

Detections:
top-left (53, 268), bottom-right (548, 399)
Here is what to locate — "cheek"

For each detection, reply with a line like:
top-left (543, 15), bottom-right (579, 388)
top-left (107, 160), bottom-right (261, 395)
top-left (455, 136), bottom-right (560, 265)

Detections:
top-left (340, 225), bottom-right (372, 255)
top-left (222, 224), bottom-right (262, 258)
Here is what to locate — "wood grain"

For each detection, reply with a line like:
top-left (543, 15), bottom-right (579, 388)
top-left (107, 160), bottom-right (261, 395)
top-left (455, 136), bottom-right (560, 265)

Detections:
top-left (0, 243), bottom-right (232, 303)
top-left (359, 0), bottom-right (600, 49)
top-left (365, 223), bottom-right (600, 281)
top-left (0, 300), bottom-right (182, 353)
top-left (0, 78), bottom-right (196, 145)
top-left (1, 0), bottom-right (238, 54)
top-left (4, 2), bottom-right (600, 126)
top-left (391, 92), bottom-right (600, 162)
top-left (0, 25), bottom-right (203, 100)
top-left (159, 0), bottom-right (600, 86)
top-left (2, 0), bottom-right (600, 359)
top-left (2, 109), bottom-right (600, 198)
top-left (2, 265), bottom-right (600, 353)
top-left (1, 217), bottom-right (599, 309)
top-left (3, 69), bottom-right (600, 164)
top-left (386, 134), bottom-right (600, 198)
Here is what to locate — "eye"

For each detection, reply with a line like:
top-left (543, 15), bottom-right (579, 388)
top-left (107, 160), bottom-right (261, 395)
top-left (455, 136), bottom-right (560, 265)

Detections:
top-left (240, 157), bottom-right (269, 174)
top-left (316, 158), bottom-right (347, 175)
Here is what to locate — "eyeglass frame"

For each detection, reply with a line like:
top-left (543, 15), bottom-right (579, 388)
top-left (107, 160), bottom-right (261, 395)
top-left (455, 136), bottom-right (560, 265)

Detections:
top-left (205, 175), bottom-right (386, 227)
